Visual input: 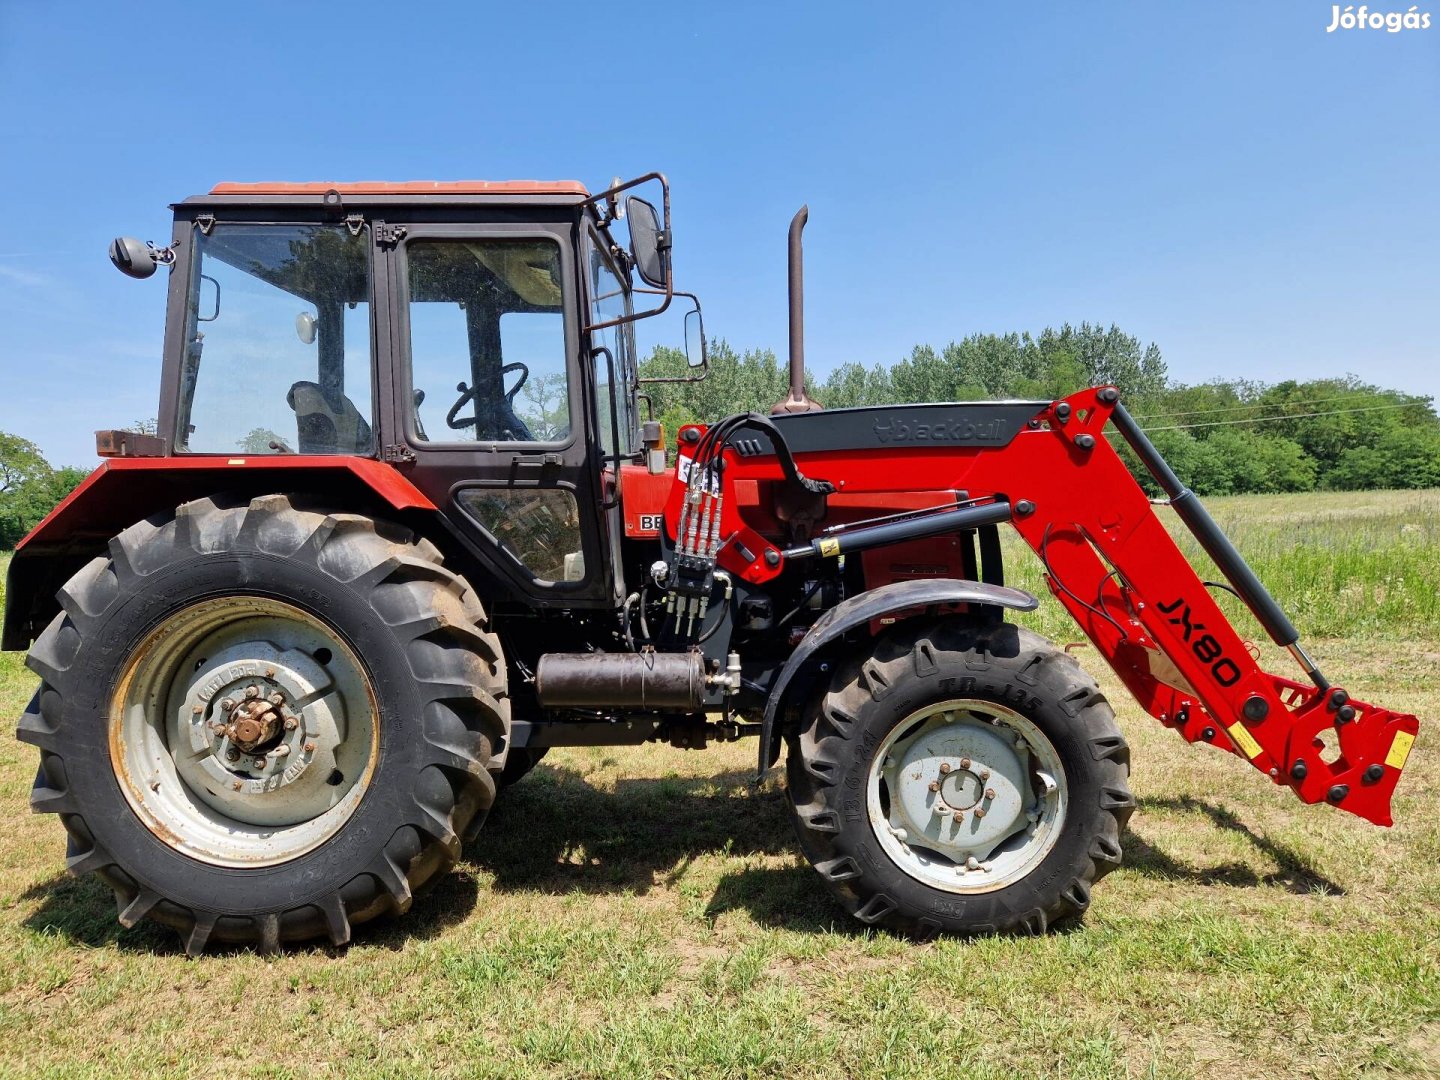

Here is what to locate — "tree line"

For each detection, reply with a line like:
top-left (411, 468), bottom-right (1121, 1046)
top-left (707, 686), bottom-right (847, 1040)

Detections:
top-left (639, 322), bottom-right (1440, 496)
top-left (2, 322), bottom-right (1435, 548)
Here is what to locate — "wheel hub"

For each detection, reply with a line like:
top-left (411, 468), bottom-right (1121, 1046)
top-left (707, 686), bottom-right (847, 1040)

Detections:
top-left (867, 699), bottom-right (1068, 894)
top-left (111, 596), bottom-right (378, 867)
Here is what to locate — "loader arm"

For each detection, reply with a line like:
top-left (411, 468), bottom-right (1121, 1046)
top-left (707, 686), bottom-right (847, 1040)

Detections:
top-left (671, 386), bottom-right (1419, 826)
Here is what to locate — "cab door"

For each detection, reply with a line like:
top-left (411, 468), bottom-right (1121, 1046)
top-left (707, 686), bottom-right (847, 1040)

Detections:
top-left (378, 219), bottom-right (617, 607)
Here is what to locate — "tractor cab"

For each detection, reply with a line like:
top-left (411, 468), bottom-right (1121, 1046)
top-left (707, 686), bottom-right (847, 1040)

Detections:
top-left (134, 175), bottom-right (694, 608)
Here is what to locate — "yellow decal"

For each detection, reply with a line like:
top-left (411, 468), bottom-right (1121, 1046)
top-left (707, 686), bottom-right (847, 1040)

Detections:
top-left (1385, 730), bottom-right (1416, 771)
top-left (227, 458), bottom-right (246, 465)
top-left (1226, 721), bottom-right (1263, 760)
top-left (819, 537), bottom-right (841, 558)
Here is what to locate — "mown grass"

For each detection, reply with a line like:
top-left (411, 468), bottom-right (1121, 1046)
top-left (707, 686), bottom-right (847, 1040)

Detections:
top-left (0, 490), bottom-right (1437, 1078)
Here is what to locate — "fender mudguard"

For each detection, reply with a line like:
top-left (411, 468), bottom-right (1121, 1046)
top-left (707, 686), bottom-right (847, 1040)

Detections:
top-left (756, 577), bottom-right (1039, 778)
top-left (3, 457), bottom-right (434, 650)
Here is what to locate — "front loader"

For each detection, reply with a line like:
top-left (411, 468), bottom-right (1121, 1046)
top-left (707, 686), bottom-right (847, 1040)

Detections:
top-left (3, 174), bottom-right (1419, 953)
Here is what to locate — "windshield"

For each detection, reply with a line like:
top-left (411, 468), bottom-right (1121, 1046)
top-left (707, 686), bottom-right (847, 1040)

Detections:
top-left (177, 223), bottom-right (374, 455)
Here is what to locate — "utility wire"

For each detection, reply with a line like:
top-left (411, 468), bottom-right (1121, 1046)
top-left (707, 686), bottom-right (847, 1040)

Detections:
top-left (1132, 395), bottom-right (1425, 422)
top-left (1140, 402), bottom-right (1419, 433)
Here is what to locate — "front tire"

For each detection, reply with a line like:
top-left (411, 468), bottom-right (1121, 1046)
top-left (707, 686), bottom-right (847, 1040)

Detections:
top-left (18, 494), bottom-right (508, 954)
top-left (787, 620), bottom-right (1133, 937)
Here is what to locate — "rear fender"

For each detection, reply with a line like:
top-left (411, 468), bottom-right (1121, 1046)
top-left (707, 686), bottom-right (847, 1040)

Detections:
top-left (756, 577), bottom-right (1039, 777)
top-left (3, 457), bottom-right (434, 650)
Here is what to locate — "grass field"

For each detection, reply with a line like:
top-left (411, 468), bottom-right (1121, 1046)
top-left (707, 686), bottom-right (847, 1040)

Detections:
top-left (0, 489), bottom-right (1436, 1078)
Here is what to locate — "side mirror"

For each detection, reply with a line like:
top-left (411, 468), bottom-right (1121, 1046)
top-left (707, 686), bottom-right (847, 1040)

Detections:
top-left (625, 196), bottom-right (669, 289)
top-left (684, 303), bottom-right (707, 370)
top-left (296, 311), bottom-right (317, 344)
top-left (109, 236), bottom-right (172, 280)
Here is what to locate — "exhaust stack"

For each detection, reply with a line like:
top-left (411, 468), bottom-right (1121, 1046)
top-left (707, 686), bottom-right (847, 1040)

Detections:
top-left (772, 205), bottom-right (822, 414)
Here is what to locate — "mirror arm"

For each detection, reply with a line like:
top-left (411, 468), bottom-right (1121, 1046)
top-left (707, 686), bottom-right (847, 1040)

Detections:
top-left (634, 290), bottom-right (709, 386)
top-left (582, 172), bottom-right (673, 333)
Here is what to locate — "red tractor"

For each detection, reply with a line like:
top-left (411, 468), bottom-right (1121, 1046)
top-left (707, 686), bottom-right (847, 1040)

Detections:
top-left (5, 174), bottom-right (1418, 954)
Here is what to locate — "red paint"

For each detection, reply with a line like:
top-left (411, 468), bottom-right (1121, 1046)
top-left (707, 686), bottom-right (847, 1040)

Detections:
top-left (657, 388), bottom-right (1419, 828)
top-left (208, 180), bottom-right (588, 197)
top-left (18, 456), bottom-right (434, 550)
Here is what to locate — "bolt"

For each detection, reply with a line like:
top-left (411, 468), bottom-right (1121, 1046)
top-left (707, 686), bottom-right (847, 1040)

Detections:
top-left (220, 698), bottom-right (234, 711)
top-left (1076, 433), bottom-right (1096, 450)
top-left (264, 666), bottom-right (276, 678)
top-left (1336, 705), bottom-right (1356, 726)
top-left (985, 788), bottom-right (996, 800)
top-left (1329, 689), bottom-right (1349, 710)
top-left (304, 742), bottom-right (316, 753)
top-left (1201, 726), bottom-right (1217, 742)
top-left (965, 856), bottom-right (981, 871)
top-left (283, 716), bottom-right (299, 731)
top-left (1363, 763), bottom-right (1385, 785)
top-left (191, 704), bottom-right (203, 715)
top-left (232, 781), bottom-right (243, 791)
top-left (1269, 768), bottom-right (1279, 778)
top-left (268, 691), bottom-right (285, 706)
top-left (1290, 759), bottom-right (1309, 781)
top-left (974, 807), bottom-right (987, 818)
top-left (226, 749), bottom-right (241, 762)
top-left (1327, 784), bottom-right (1349, 803)
top-left (938, 762), bottom-right (952, 775)
top-left (252, 757), bottom-right (267, 769)
top-left (245, 685), bottom-right (260, 699)
top-left (951, 810), bottom-right (963, 821)
top-left (210, 721), bottom-right (227, 736)
top-left (960, 758), bottom-right (971, 770)
top-left (979, 769), bottom-right (990, 781)
top-left (928, 781), bottom-right (940, 792)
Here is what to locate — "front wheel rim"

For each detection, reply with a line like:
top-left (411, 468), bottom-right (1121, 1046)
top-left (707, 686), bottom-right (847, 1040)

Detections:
top-left (110, 596), bottom-right (380, 868)
top-left (867, 699), bottom-right (1068, 894)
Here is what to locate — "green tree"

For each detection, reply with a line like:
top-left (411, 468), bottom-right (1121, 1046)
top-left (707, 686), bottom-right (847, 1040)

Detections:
top-left (0, 433), bottom-right (77, 548)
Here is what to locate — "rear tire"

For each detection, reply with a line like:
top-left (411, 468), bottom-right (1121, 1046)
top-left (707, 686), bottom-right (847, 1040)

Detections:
top-left (18, 494), bottom-right (508, 954)
top-left (786, 619), bottom-right (1132, 937)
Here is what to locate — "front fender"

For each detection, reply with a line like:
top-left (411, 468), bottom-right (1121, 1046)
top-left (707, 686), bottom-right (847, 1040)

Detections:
top-left (755, 577), bottom-right (1039, 778)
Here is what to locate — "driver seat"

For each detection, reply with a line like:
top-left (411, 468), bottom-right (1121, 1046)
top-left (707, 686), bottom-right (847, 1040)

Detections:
top-left (287, 382), bottom-right (372, 454)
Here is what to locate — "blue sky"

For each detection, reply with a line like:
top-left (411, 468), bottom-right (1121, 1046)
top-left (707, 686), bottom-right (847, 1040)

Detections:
top-left (1, 0), bottom-right (1436, 467)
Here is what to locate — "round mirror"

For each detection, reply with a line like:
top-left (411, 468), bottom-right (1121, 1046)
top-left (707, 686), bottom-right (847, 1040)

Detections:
top-left (295, 312), bottom-right (317, 345)
top-left (109, 237), bottom-right (159, 280)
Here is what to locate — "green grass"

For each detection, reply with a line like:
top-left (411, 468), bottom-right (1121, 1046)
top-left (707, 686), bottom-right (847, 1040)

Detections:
top-left (0, 491), bottom-right (1438, 1078)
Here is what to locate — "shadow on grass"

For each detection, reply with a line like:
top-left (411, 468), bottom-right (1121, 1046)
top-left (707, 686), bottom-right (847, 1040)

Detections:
top-left (20, 846), bottom-right (483, 955)
top-left (18, 771), bottom-right (1341, 954)
top-left (1124, 795), bottom-right (1345, 895)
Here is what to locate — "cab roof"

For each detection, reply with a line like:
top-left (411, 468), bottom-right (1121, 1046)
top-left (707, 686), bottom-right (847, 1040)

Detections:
top-left (207, 180), bottom-right (589, 197)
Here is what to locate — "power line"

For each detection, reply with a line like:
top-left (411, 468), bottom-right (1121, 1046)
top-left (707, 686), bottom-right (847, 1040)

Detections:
top-left (1141, 403), bottom-right (1420, 433)
top-left (1132, 394), bottom-right (1427, 421)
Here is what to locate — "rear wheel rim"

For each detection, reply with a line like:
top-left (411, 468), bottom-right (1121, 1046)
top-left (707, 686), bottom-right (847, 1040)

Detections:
top-left (867, 699), bottom-right (1067, 894)
top-left (110, 596), bottom-right (379, 868)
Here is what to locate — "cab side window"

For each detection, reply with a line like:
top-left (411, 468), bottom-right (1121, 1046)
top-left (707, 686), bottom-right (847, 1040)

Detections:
top-left (406, 238), bottom-right (570, 444)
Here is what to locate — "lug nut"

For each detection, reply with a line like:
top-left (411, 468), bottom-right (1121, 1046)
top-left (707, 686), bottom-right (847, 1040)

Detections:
top-left (220, 698), bottom-right (234, 711)
top-left (974, 807), bottom-right (987, 818)
top-left (979, 769), bottom-right (991, 781)
top-left (226, 749), bottom-right (241, 762)
top-left (960, 758), bottom-right (972, 770)
top-left (232, 781), bottom-right (243, 791)
top-left (938, 762), bottom-right (952, 775)
top-left (210, 721), bottom-right (227, 736)
top-left (283, 716), bottom-right (299, 731)
top-left (252, 757), bottom-right (267, 769)
top-left (245, 685), bottom-right (260, 699)
top-left (304, 742), bottom-right (316, 753)
top-left (985, 788), bottom-right (996, 800)
top-left (928, 781), bottom-right (940, 792)
top-left (268, 692), bottom-right (285, 706)
top-left (191, 704), bottom-right (203, 715)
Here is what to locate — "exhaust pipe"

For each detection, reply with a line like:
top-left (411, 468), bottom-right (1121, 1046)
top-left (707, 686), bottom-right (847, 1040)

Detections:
top-left (772, 206), bottom-right (822, 414)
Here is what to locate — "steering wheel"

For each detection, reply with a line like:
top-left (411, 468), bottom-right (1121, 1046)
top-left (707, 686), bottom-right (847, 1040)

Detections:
top-left (445, 362), bottom-right (532, 439)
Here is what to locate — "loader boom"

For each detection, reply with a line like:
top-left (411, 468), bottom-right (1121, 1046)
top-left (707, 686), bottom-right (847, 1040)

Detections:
top-left (668, 385), bottom-right (1419, 826)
